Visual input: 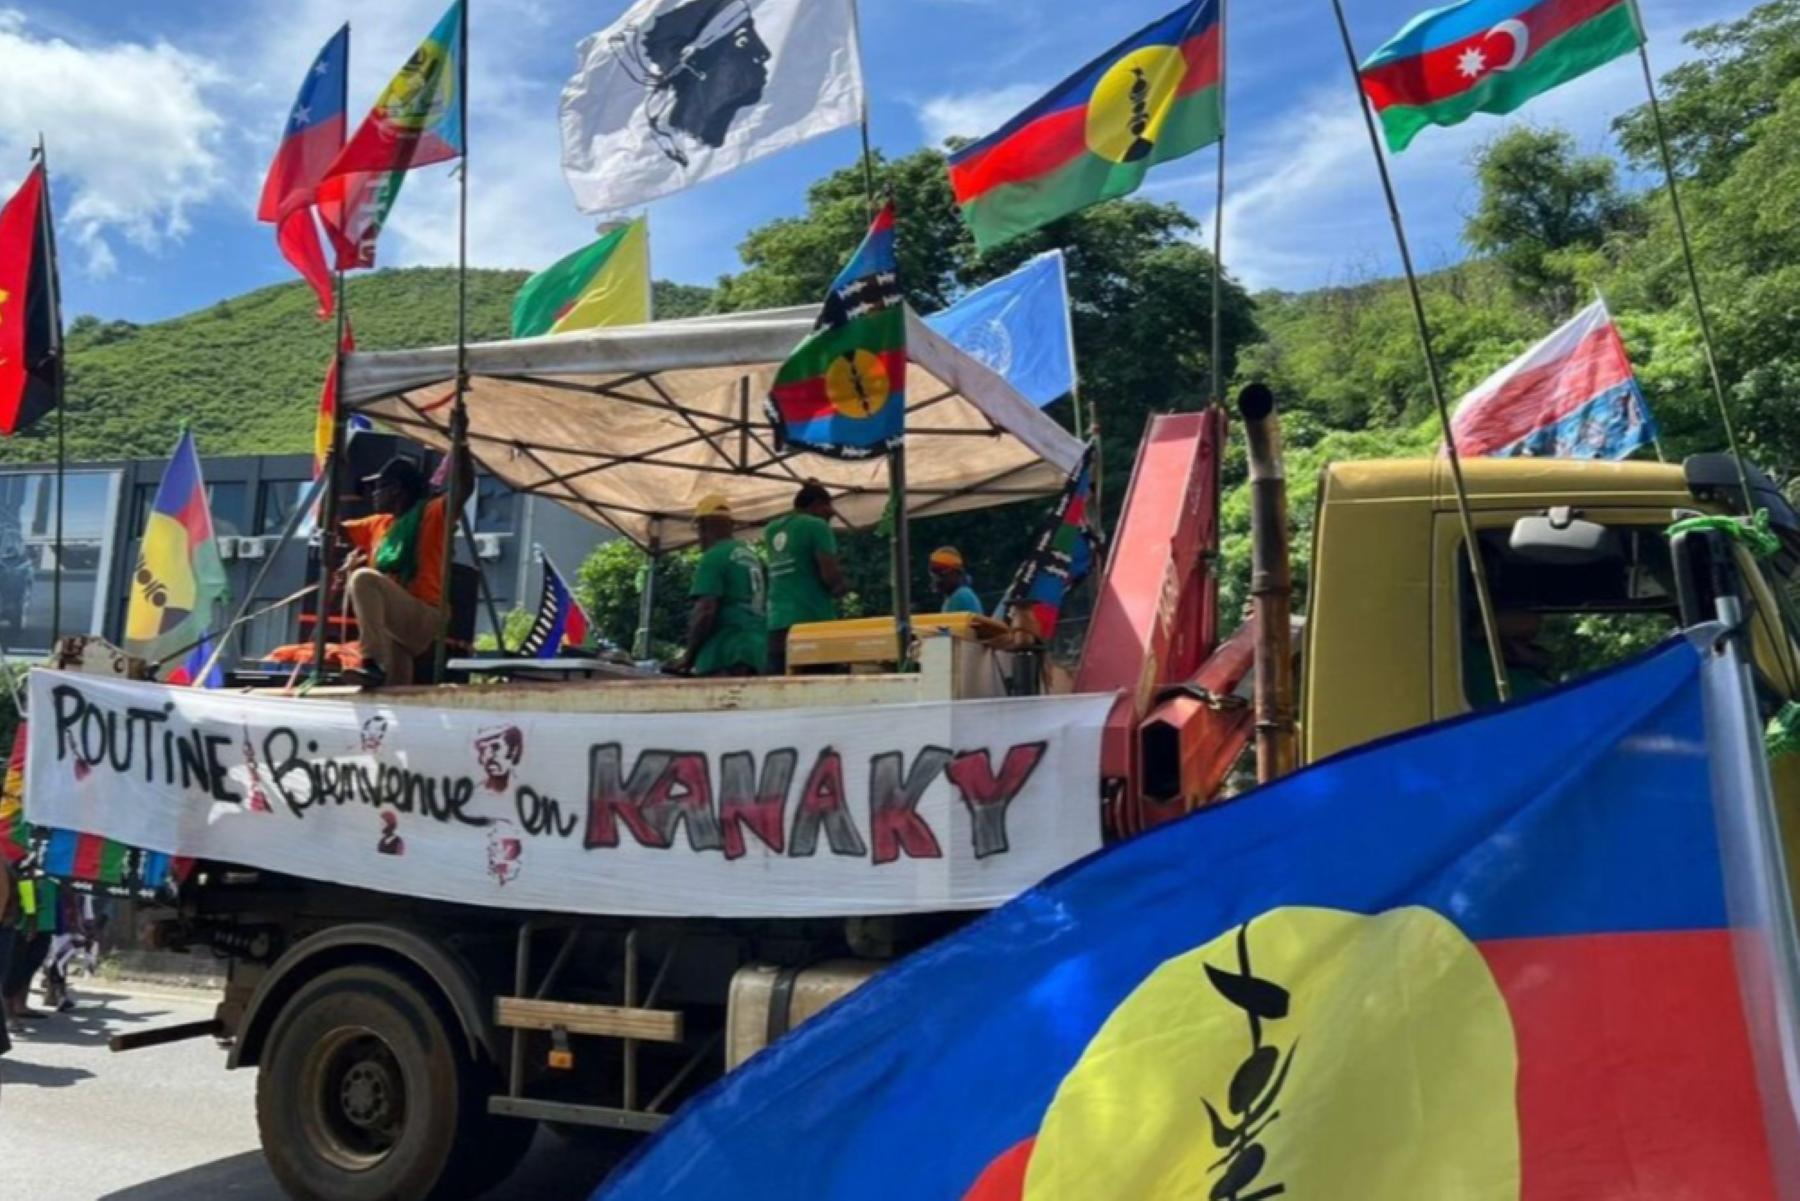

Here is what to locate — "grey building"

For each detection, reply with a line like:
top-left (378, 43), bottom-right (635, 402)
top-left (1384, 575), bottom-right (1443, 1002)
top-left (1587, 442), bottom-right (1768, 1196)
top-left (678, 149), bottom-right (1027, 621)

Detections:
top-left (0, 433), bottom-right (608, 669)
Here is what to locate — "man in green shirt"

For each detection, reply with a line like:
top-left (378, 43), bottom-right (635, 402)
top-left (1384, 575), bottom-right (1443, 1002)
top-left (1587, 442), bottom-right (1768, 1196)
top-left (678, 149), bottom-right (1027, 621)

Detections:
top-left (763, 481), bottom-right (848, 674)
top-left (673, 494), bottom-right (768, 677)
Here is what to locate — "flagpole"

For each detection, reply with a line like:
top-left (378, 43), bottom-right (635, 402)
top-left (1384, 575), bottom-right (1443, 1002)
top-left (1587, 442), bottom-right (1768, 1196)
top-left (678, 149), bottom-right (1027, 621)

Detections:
top-left (312, 270), bottom-right (348, 678)
top-left (1626, 2), bottom-right (1751, 512)
top-left (33, 136), bottom-right (66, 649)
top-left (434, 0), bottom-right (470, 683)
top-left (1327, 0), bottom-right (1512, 702)
top-left (849, 1), bottom-right (910, 667)
top-left (1209, 0), bottom-right (1228, 412)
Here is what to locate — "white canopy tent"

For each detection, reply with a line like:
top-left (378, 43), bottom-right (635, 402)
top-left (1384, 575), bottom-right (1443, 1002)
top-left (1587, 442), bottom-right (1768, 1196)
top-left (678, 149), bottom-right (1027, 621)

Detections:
top-left (340, 305), bottom-right (1085, 551)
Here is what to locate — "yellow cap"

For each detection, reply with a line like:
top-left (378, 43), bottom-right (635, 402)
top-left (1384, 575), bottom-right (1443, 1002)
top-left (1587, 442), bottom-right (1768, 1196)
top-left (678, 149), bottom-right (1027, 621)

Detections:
top-left (694, 494), bottom-right (733, 520)
top-left (928, 546), bottom-right (964, 571)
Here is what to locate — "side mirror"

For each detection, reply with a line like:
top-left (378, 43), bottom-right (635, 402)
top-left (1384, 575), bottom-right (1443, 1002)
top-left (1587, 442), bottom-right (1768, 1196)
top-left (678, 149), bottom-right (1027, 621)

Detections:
top-left (1509, 507), bottom-right (1621, 566)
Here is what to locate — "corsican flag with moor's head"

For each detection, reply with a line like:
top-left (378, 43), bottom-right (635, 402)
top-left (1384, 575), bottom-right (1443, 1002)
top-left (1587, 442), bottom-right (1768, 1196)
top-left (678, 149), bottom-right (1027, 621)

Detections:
top-left (947, 0), bottom-right (1222, 251)
top-left (766, 202), bottom-right (906, 460)
top-left (1360, 0), bottom-right (1645, 152)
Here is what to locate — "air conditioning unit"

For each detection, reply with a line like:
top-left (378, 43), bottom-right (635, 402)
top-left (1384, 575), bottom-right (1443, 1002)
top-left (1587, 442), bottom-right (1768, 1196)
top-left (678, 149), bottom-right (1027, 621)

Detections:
top-left (473, 533), bottom-right (504, 561)
top-left (215, 536), bottom-right (239, 561)
top-left (237, 537), bottom-right (270, 561)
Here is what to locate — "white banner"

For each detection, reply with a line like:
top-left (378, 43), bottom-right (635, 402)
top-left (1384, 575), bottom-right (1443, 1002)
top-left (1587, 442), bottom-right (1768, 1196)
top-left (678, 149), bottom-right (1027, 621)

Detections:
top-left (24, 671), bottom-right (1109, 918)
top-left (559, 0), bottom-right (865, 214)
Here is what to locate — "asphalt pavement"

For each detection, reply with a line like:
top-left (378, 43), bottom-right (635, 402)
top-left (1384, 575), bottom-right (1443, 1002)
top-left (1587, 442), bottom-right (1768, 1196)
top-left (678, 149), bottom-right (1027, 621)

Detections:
top-left (0, 986), bottom-right (622, 1200)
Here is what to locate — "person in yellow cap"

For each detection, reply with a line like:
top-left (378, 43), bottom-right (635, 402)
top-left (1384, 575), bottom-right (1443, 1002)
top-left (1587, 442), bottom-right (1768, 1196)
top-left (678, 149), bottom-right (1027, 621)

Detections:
top-left (929, 546), bottom-right (983, 616)
top-left (672, 494), bottom-right (768, 677)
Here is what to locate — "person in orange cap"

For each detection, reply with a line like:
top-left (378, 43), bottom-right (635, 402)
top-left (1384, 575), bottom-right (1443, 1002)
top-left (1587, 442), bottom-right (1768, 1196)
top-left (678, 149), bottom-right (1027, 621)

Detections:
top-left (929, 546), bottom-right (983, 616)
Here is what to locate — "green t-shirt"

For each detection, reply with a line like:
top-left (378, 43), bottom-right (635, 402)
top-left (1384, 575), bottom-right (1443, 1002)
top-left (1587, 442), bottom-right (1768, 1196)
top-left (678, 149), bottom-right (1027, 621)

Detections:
top-left (690, 537), bottom-right (768, 675)
top-left (764, 512), bottom-right (839, 632)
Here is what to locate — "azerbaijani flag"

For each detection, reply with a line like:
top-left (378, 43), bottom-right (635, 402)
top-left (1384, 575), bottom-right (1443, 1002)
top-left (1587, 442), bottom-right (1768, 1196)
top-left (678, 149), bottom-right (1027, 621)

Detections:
top-left (947, 0), bottom-right (1221, 251)
top-left (123, 430), bottom-right (229, 674)
top-left (1007, 443), bottom-right (1100, 640)
top-left (1361, 0), bottom-right (1644, 152)
top-left (594, 638), bottom-right (1800, 1200)
top-left (257, 24), bottom-right (348, 317)
top-left (512, 218), bottom-right (652, 338)
top-left (518, 555), bottom-right (593, 658)
top-left (766, 203), bottom-right (906, 460)
top-left (319, 0), bottom-right (465, 268)
top-left (1451, 298), bottom-right (1657, 459)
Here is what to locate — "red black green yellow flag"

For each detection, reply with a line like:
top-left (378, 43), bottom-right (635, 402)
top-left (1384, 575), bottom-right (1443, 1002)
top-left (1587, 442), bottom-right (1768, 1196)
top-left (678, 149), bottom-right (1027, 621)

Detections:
top-left (766, 202), bottom-right (906, 460)
top-left (947, 0), bottom-right (1222, 251)
top-left (0, 165), bottom-right (59, 436)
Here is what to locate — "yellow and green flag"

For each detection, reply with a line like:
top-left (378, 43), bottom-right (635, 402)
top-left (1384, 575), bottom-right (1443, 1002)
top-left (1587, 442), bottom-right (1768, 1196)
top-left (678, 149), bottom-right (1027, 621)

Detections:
top-left (512, 218), bottom-right (651, 338)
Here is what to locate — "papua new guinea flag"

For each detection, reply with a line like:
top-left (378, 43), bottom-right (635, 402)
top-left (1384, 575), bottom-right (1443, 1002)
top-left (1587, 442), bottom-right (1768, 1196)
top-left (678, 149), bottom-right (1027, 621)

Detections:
top-left (1361, 0), bottom-right (1644, 152)
top-left (595, 635), bottom-right (1800, 1200)
top-left (0, 165), bottom-right (58, 437)
top-left (766, 202), bottom-right (906, 460)
top-left (947, 0), bottom-right (1221, 251)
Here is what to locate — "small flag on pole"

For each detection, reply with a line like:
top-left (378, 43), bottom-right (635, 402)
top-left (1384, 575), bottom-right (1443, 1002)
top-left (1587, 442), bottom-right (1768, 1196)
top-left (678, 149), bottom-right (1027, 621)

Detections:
top-left (767, 202), bottom-right (906, 460)
top-left (124, 431), bottom-right (230, 675)
top-left (1006, 443), bottom-right (1101, 640)
top-left (947, 0), bottom-right (1222, 250)
top-left (257, 24), bottom-right (348, 317)
top-left (1360, 0), bottom-right (1645, 153)
top-left (519, 555), bottom-right (593, 657)
top-left (1450, 298), bottom-right (1657, 460)
top-left (512, 217), bottom-right (652, 338)
top-left (319, 0), bottom-right (465, 268)
top-left (0, 165), bottom-right (59, 436)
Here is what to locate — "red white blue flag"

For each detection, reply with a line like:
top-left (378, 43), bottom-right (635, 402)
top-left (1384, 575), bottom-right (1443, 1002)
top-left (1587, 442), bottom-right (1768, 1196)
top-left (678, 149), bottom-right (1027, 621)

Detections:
top-left (257, 24), bottom-right (348, 318)
top-left (1450, 299), bottom-right (1657, 459)
top-left (519, 555), bottom-right (592, 658)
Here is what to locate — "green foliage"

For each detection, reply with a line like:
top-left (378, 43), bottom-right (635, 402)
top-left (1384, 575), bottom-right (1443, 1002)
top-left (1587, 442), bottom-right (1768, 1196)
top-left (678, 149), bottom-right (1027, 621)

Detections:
top-left (574, 540), bottom-right (698, 659)
top-left (1464, 127), bottom-right (1637, 317)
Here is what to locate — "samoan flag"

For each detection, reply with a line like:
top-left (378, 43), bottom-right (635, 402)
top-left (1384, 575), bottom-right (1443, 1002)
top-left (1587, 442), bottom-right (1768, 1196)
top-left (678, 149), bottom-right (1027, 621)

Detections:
top-left (257, 24), bottom-right (348, 318)
top-left (1006, 443), bottom-right (1099, 639)
top-left (766, 203), bottom-right (906, 460)
top-left (596, 635), bottom-right (1800, 1200)
top-left (1451, 299), bottom-right (1657, 459)
top-left (123, 430), bottom-right (229, 674)
top-left (519, 555), bottom-right (593, 658)
top-left (925, 251), bottom-right (1077, 410)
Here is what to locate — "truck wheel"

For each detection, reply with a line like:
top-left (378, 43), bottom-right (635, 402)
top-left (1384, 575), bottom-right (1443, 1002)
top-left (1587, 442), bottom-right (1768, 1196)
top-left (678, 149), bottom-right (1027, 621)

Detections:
top-left (256, 964), bottom-right (504, 1201)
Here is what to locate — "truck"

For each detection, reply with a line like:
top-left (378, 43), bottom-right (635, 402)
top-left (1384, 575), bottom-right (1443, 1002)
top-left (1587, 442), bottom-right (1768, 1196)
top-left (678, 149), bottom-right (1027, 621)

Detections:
top-left (31, 319), bottom-right (1800, 1200)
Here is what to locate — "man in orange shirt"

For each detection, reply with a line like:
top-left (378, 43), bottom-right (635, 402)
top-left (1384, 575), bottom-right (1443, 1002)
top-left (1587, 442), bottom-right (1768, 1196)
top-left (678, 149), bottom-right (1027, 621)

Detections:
top-left (341, 457), bottom-right (448, 688)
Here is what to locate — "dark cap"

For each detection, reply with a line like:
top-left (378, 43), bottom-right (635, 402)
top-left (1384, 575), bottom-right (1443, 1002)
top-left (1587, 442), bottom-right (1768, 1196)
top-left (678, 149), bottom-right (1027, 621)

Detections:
top-left (363, 456), bottom-right (428, 497)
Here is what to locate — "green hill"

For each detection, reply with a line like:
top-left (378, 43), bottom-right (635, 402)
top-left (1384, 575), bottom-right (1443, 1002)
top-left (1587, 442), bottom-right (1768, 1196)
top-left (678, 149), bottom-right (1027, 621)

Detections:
top-left (6, 269), bottom-right (714, 466)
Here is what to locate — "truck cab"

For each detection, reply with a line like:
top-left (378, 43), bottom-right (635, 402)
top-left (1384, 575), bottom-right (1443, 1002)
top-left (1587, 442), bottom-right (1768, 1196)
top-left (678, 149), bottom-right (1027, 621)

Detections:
top-left (1303, 453), bottom-right (1800, 895)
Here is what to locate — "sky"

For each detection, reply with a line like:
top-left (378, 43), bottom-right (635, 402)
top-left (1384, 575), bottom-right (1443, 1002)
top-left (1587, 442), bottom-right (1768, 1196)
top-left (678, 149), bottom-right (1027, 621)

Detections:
top-left (0, 0), bottom-right (1752, 325)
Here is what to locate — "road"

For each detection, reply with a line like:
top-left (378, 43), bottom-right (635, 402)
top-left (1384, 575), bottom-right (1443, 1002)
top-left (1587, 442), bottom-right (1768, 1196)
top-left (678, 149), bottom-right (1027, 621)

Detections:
top-left (0, 987), bottom-right (623, 1200)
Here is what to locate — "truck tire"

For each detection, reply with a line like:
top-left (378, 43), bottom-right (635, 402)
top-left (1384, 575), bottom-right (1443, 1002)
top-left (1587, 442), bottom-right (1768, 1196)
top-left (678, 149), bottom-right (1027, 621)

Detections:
top-left (255, 963), bottom-right (525, 1200)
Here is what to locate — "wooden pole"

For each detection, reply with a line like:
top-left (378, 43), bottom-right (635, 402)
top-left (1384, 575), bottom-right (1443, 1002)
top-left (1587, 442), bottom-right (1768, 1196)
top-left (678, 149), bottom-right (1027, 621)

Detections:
top-left (1328, 0), bottom-right (1512, 702)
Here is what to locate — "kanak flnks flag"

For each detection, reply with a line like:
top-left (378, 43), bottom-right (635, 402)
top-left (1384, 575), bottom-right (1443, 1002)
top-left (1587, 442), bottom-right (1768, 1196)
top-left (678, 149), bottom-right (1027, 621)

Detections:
top-left (1006, 443), bottom-right (1099, 640)
top-left (519, 555), bottom-right (594, 658)
top-left (320, 1), bottom-right (465, 268)
top-left (767, 202), bottom-right (905, 460)
top-left (0, 165), bottom-right (59, 436)
top-left (124, 430), bottom-right (229, 674)
top-left (512, 218), bottom-right (652, 338)
top-left (595, 636), bottom-right (1800, 1200)
top-left (560, 0), bottom-right (864, 215)
top-left (1361, 0), bottom-right (1644, 152)
top-left (1451, 298), bottom-right (1657, 459)
top-left (948, 0), bottom-right (1221, 251)
top-left (258, 24), bottom-right (348, 318)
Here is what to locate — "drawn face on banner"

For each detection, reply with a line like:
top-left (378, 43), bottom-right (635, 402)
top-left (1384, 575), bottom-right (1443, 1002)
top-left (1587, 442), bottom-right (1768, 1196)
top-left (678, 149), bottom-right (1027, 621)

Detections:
top-left (474, 725), bottom-right (525, 791)
top-left (963, 907), bottom-right (1520, 1200)
top-left (618, 0), bottom-right (771, 166)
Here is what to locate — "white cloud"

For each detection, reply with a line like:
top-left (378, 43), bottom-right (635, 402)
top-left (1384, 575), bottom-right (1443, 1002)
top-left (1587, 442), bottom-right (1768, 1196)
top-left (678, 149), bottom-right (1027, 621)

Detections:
top-left (0, 13), bottom-right (226, 277)
top-left (915, 83), bottom-right (1045, 147)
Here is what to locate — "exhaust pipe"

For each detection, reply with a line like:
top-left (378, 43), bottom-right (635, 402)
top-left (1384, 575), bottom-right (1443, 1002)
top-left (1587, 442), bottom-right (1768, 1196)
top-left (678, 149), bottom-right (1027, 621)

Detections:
top-left (1237, 384), bottom-right (1299, 782)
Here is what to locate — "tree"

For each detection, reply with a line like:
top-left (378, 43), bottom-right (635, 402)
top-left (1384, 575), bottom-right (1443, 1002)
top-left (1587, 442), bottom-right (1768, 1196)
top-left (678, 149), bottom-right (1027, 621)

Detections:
top-left (1613, 0), bottom-right (1800, 185)
top-left (1465, 127), bottom-right (1637, 317)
